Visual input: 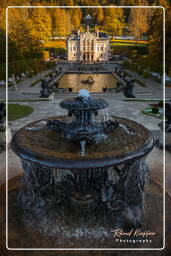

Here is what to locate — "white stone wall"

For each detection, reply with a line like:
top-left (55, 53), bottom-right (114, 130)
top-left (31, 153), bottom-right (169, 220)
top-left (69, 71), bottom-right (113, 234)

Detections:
top-left (67, 31), bottom-right (109, 62)
top-left (67, 40), bottom-right (78, 61)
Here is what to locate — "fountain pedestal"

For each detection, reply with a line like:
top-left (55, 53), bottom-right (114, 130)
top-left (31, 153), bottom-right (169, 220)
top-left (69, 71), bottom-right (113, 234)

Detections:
top-left (18, 158), bottom-right (148, 227)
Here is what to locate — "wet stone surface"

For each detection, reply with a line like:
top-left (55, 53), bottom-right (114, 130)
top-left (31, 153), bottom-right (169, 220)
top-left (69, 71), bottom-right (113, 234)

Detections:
top-left (5, 178), bottom-right (165, 249)
top-left (12, 116), bottom-right (151, 162)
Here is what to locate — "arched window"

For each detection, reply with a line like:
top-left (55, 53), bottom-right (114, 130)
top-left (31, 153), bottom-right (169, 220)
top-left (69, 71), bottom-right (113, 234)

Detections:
top-left (87, 40), bottom-right (90, 51)
top-left (83, 40), bottom-right (86, 51)
top-left (91, 41), bottom-right (94, 51)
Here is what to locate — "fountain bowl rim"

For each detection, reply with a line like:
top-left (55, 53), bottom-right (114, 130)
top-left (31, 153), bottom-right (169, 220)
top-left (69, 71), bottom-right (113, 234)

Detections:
top-left (11, 116), bottom-right (154, 170)
top-left (59, 96), bottom-right (108, 110)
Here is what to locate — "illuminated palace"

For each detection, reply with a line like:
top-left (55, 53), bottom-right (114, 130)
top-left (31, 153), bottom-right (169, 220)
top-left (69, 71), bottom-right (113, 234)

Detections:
top-left (67, 26), bottom-right (110, 62)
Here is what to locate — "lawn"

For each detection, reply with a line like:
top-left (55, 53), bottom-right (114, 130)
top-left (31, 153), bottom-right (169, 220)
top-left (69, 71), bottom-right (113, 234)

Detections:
top-left (111, 39), bottom-right (148, 44)
top-left (111, 42), bottom-right (147, 47)
top-left (110, 39), bottom-right (148, 48)
top-left (8, 104), bottom-right (34, 121)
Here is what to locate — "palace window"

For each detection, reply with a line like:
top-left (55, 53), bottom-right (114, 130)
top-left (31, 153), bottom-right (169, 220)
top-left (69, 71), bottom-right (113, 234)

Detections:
top-left (87, 41), bottom-right (90, 51)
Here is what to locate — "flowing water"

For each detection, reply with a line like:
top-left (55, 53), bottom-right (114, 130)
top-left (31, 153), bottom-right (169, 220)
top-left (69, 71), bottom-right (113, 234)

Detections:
top-left (80, 140), bottom-right (86, 156)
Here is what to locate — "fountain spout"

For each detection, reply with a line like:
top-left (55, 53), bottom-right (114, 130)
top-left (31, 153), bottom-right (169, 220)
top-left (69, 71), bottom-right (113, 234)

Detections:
top-left (80, 140), bottom-right (86, 156)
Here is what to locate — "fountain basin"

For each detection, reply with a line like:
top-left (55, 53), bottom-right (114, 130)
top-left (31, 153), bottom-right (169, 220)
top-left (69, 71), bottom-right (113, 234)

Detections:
top-left (11, 112), bottom-right (154, 235)
top-left (11, 116), bottom-right (153, 169)
top-left (2, 98), bottom-right (164, 248)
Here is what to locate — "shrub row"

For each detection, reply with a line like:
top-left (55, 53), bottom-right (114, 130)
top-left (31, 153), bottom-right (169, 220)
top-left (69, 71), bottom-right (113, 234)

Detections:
top-left (122, 60), bottom-right (151, 79)
top-left (0, 58), bottom-right (56, 81)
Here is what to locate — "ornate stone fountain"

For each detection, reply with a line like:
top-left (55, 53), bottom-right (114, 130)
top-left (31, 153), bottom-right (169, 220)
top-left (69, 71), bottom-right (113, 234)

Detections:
top-left (11, 89), bottom-right (155, 247)
top-left (47, 89), bottom-right (119, 154)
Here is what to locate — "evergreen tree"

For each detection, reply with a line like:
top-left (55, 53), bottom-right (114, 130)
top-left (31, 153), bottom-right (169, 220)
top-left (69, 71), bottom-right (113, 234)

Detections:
top-left (148, 0), bottom-right (171, 74)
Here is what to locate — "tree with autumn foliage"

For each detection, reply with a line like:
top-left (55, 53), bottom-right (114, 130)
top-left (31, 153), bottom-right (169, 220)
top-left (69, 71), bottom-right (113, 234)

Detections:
top-left (70, 8), bottom-right (82, 30)
top-left (8, 8), bottom-right (38, 58)
top-left (103, 7), bottom-right (125, 36)
top-left (51, 8), bottom-right (71, 36)
top-left (129, 0), bottom-right (153, 40)
top-left (90, 6), bottom-right (104, 25)
top-left (96, 7), bottom-right (104, 24)
top-left (27, 8), bottom-right (52, 42)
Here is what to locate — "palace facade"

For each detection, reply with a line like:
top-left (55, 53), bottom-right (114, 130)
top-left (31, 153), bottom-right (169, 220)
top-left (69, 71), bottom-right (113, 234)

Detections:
top-left (67, 27), bottom-right (110, 62)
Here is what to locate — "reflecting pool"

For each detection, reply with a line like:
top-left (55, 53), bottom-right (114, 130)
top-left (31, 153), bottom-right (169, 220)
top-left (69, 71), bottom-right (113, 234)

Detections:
top-left (58, 73), bottom-right (117, 93)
